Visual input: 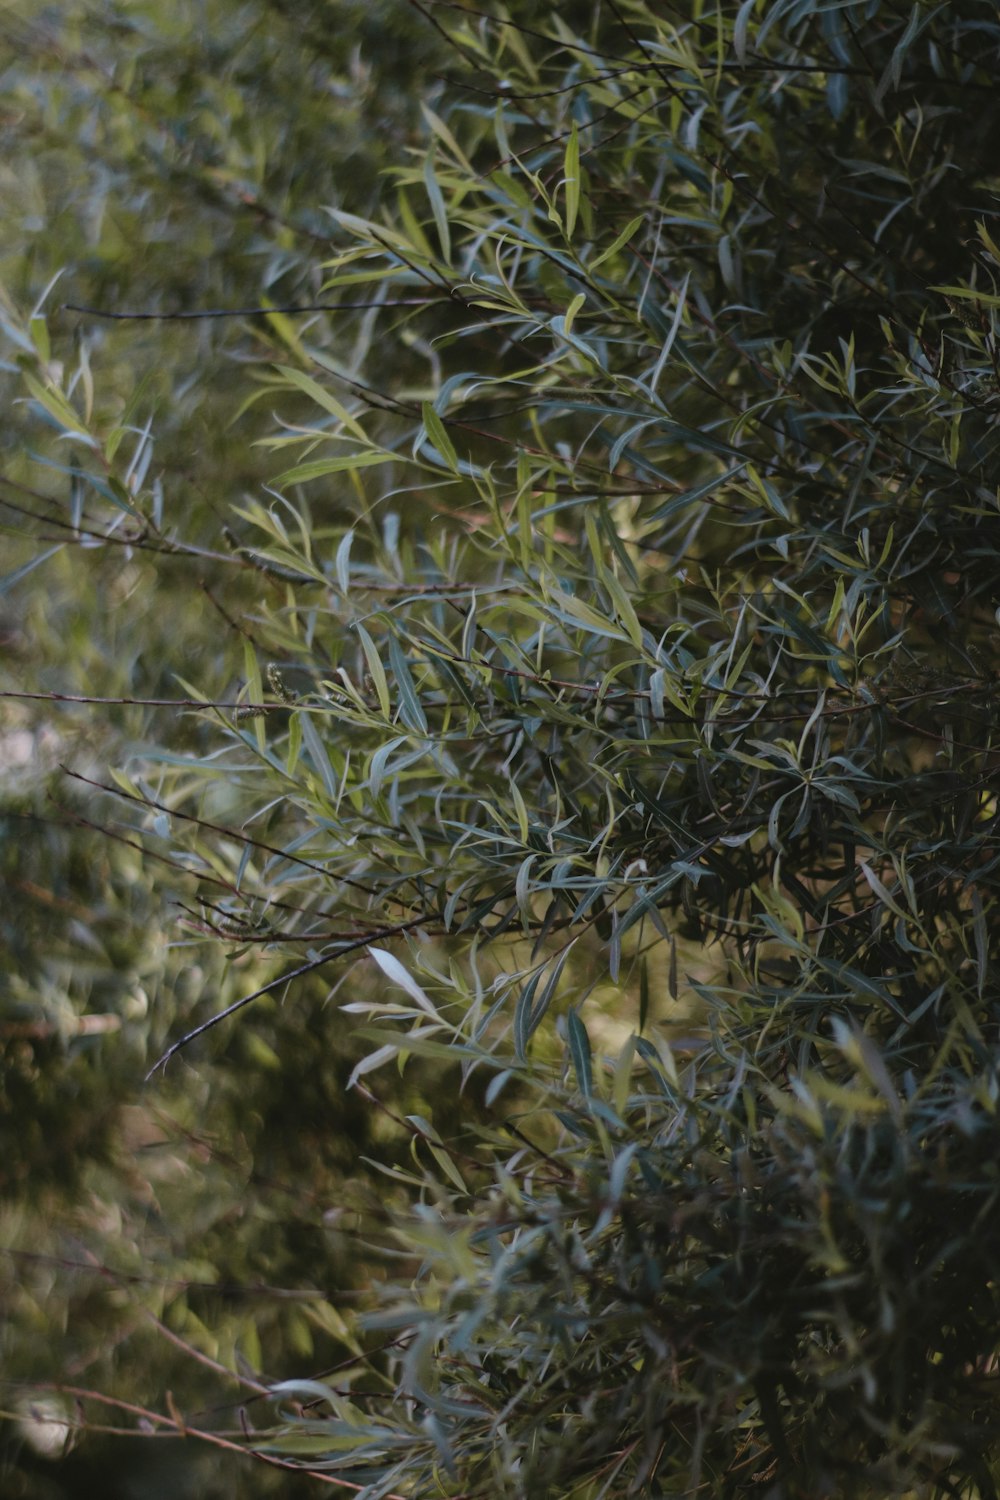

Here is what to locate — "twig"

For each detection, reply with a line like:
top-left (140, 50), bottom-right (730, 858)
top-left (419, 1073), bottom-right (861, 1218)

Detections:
top-left (145, 914), bottom-right (430, 1078)
top-left (4, 1381), bottom-right (403, 1494)
top-left (63, 297), bottom-right (451, 321)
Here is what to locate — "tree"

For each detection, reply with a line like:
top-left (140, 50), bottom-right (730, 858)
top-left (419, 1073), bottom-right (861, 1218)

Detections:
top-left (5, 1), bottom-right (1000, 1496)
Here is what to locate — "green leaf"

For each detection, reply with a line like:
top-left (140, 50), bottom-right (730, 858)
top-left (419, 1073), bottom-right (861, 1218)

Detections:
top-left (299, 712), bottom-right (338, 799)
top-left (285, 708), bottom-right (302, 776)
top-left (274, 365), bottom-right (367, 440)
top-left (22, 373), bottom-right (95, 443)
top-left (589, 213), bottom-right (644, 271)
top-left (388, 635), bottom-right (428, 734)
top-left (421, 402), bottom-right (459, 474)
top-left (423, 150), bottom-right (452, 264)
top-left (28, 315), bottom-right (50, 364)
top-left (368, 948), bottom-right (438, 1018)
top-left (563, 123), bottom-right (580, 240)
top-left (355, 624), bottom-right (391, 719)
top-left (335, 529), bottom-right (353, 594)
top-left (276, 451), bottom-right (391, 485)
top-left (566, 1009), bottom-right (593, 1098)
top-left (0, 544), bottom-right (62, 596)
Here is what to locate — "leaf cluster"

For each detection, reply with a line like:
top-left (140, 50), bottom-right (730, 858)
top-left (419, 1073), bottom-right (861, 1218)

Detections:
top-left (6, 0), bottom-right (1000, 1496)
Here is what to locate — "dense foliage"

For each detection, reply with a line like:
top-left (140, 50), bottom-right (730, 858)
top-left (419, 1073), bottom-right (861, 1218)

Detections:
top-left (6, 0), bottom-right (1000, 1495)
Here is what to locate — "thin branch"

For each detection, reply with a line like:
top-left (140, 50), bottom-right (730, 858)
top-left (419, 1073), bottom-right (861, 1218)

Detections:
top-left (145, 914), bottom-right (430, 1079)
top-left (3, 1381), bottom-right (402, 1494)
top-left (1, 687), bottom-right (280, 710)
top-left (143, 1307), bottom-right (271, 1395)
top-left (63, 297), bottom-right (454, 321)
top-left (59, 766), bottom-right (404, 904)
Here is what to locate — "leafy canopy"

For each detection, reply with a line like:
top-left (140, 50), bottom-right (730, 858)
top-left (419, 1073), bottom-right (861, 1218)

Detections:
top-left (6, 0), bottom-right (1000, 1496)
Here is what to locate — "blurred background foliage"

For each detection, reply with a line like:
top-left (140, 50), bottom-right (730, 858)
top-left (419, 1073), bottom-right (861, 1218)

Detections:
top-left (1, 1), bottom-right (451, 1494)
top-left (6, 1), bottom-right (1000, 1497)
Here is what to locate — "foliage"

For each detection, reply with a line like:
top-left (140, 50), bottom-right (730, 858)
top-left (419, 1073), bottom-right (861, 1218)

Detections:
top-left (6, 0), bottom-right (1000, 1496)
top-left (1, 2), bottom-right (443, 1494)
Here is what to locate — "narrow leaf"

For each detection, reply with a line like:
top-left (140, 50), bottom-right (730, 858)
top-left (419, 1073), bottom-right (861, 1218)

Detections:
top-left (421, 402), bottom-right (459, 474)
top-left (368, 948), bottom-right (438, 1018)
top-left (356, 624), bottom-right (391, 718)
top-left (563, 123), bottom-right (580, 239)
top-left (567, 1009), bottom-right (593, 1098)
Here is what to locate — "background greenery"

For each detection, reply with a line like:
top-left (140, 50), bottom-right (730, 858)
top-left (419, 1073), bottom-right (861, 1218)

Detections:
top-left (4, 1), bottom-right (1000, 1496)
top-left (2, 2), bottom-right (447, 1494)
